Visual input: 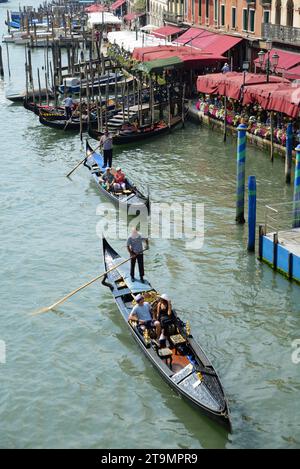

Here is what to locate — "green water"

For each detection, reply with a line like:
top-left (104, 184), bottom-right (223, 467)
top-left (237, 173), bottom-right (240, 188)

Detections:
top-left (0, 1), bottom-right (300, 449)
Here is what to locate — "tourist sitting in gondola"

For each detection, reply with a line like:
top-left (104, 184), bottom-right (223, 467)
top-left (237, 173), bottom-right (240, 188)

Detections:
top-left (155, 294), bottom-right (175, 345)
top-left (128, 294), bottom-right (160, 338)
top-left (113, 167), bottom-right (126, 191)
top-left (100, 167), bottom-right (115, 191)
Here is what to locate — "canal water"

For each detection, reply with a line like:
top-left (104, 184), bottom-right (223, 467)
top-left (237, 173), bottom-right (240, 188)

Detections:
top-left (0, 1), bottom-right (300, 449)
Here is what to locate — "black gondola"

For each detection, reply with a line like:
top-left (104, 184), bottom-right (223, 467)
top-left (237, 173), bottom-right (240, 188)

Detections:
top-left (102, 238), bottom-right (232, 430)
top-left (39, 115), bottom-right (97, 131)
top-left (88, 114), bottom-right (185, 145)
top-left (85, 141), bottom-right (149, 212)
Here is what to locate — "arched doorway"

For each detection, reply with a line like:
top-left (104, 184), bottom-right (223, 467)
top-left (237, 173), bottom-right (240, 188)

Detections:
top-left (275, 0), bottom-right (281, 25)
top-left (286, 0), bottom-right (294, 27)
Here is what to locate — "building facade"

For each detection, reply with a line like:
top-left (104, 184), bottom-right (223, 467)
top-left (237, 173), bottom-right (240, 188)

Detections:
top-left (265, 1), bottom-right (300, 47)
top-left (178, 1), bottom-right (271, 39)
top-left (149, 0), bottom-right (168, 26)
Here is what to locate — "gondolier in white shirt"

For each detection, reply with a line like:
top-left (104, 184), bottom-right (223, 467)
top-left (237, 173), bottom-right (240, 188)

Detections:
top-left (99, 128), bottom-right (113, 168)
top-left (127, 227), bottom-right (149, 283)
top-left (63, 95), bottom-right (73, 120)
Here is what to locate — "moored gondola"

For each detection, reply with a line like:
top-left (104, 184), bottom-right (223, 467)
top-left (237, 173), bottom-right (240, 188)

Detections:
top-left (88, 114), bottom-right (185, 145)
top-left (102, 237), bottom-right (232, 431)
top-left (85, 141), bottom-right (149, 212)
top-left (39, 115), bottom-right (97, 131)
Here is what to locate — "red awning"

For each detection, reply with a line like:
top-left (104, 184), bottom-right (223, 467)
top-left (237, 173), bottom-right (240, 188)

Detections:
top-left (152, 26), bottom-right (183, 38)
top-left (111, 0), bottom-right (126, 10)
top-left (242, 82), bottom-right (288, 108)
top-left (124, 12), bottom-right (144, 21)
top-left (85, 5), bottom-right (106, 13)
top-left (255, 48), bottom-right (300, 73)
top-left (267, 87), bottom-right (300, 118)
top-left (205, 35), bottom-right (243, 56)
top-left (284, 65), bottom-right (300, 80)
top-left (175, 27), bottom-right (204, 45)
top-left (133, 45), bottom-right (225, 69)
top-left (175, 27), bottom-right (243, 55)
top-left (197, 72), bottom-right (289, 100)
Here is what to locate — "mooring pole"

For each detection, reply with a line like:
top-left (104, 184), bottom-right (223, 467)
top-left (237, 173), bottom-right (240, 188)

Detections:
top-left (247, 176), bottom-right (257, 252)
top-left (292, 144), bottom-right (300, 228)
top-left (285, 122), bottom-right (293, 184)
top-left (236, 123), bottom-right (247, 224)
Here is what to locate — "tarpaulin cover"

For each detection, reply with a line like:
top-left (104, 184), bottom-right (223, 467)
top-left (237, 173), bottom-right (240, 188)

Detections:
top-left (255, 48), bottom-right (300, 73)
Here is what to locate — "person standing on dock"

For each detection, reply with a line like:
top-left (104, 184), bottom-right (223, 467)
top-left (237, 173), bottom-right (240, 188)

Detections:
top-left (64, 95), bottom-right (73, 120)
top-left (127, 227), bottom-right (149, 283)
top-left (99, 129), bottom-right (113, 168)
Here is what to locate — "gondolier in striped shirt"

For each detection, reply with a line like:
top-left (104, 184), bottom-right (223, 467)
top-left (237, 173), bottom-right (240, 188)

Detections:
top-left (99, 129), bottom-right (113, 168)
top-left (127, 227), bottom-right (149, 283)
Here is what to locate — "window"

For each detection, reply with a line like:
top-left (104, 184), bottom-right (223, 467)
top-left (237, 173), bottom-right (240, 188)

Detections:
top-left (232, 7), bottom-right (236, 29)
top-left (263, 10), bottom-right (270, 24)
top-left (192, 0), bottom-right (195, 18)
top-left (199, 0), bottom-right (202, 18)
top-left (221, 4), bottom-right (225, 26)
top-left (214, 0), bottom-right (218, 22)
top-left (206, 0), bottom-right (209, 18)
top-left (242, 8), bottom-right (248, 31)
top-left (249, 9), bottom-right (255, 32)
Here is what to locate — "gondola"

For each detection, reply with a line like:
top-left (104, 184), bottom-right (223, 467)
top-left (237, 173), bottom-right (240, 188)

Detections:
top-left (88, 114), bottom-right (185, 145)
top-left (102, 238), bottom-right (232, 431)
top-left (85, 141), bottom-right (149, 212)
top-left (24, 101), bottom-right (65, 117)
top-left (39, 115), bottom-right (97, 131)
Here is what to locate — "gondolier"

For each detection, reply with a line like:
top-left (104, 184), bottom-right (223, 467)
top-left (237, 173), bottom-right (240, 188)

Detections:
top-left (99, 129), bottom-right (113, 168)
top-left (127, 227), bottom-right (149, 283)
top-left (63, 95), bottom-right (73, 120)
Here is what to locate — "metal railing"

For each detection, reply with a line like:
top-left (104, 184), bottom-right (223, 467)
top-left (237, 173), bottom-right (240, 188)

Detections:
top-left (262, 23), bottom-right (300, 44)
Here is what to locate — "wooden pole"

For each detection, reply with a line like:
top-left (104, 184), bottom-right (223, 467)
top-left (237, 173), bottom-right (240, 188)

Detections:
top-left (0, 46), bottom-right (4, 78)
top-left (37, 68), bottom-right (42, 106)
top-left (270, 111), bottom-right (274, 163)
top-left (223, 96), bottom-right (227, 142)
top-left (5, 42), bottom-right (11, 79)
top-left (79, 72), bottom-right (83, 142)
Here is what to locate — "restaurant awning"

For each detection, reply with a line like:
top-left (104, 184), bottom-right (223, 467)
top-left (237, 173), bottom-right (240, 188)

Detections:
top-left (85, 5), bottom-right (106, 12)
top-left (124, 12), bottom-right (144, 21)
top-left (137, 56), bottom-right (184, 73)
top-left (152, 26), bottom-right (183, 38)
top-left (111, 0), bottom-right (126, 10)
top-left (197, 72), bottom-right (289, 100)
top-left (204, 35), bottom-right (243, 56)
top-left (133, 46), bottom-right (226, 72)
top-left (174, 27), bottom-right (243, 55)
top-left (284, 64), bottom-right (300, 80)
top-left (242, 82), bottom-right (289, 108)
top-left (267, 87), bottom-right (300, 118)
top-left (255, 48), bottom-right (300, 73)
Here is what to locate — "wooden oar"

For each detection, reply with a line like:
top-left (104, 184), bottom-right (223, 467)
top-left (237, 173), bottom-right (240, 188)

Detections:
top-left (30, 250), bottom-right (146, 317)
top-left (65, 142), bottom-right (100, 178)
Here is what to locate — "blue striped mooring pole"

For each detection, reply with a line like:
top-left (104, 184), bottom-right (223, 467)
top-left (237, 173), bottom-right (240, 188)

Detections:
top-left (285, 123), bottom-right (293, 184)
top-left (236, 124), bottom-right (247, 224)
top-left (248, 176), bottom-right (257, 252)
top-left (292, 144), bottom-right (300, 228)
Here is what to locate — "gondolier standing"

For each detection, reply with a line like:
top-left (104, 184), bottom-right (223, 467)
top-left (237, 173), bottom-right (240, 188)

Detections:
top-left (64, 95), bottom-right (73, 120)
top-left (127, 227), bottom-right (149, 283)
top-left (99, 129), bottom-right (113, 168)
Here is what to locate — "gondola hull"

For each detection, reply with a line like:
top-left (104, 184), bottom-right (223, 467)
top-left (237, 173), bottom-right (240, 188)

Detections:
top-left (102, 238), bottom-right (232, 431)
top-left (88, 115), bottom-right (185, 145)
top-left (39, 115), bottom-right (96, 131)
top-left (85, 141), bottom-right (149, 212)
